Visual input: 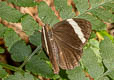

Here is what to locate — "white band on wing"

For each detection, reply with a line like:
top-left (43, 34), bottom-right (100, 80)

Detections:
top-left (67, 19), bottom-right (86, 43)
top-left (42, 27), bottom-right (49, 54)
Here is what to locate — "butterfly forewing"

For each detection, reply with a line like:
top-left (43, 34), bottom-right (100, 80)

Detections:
top-left (72, 18), bottom-right (92, 44)
top-left (52, 19), bottom-right (83, 49)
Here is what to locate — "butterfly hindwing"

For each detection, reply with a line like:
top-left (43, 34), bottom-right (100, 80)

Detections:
top-left (53, 34), bottom-right (83, 69)
top-left (42, 25), bottom-right (60, 74)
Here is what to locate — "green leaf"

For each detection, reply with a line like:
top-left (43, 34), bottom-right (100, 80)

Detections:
top-left (89, 31), bottom-right (96, 39)
top-left (29, 31), bottom-right (41, 46)
top-left (66, 66), bottom-right (89, 80)
top-left (77, 0), bottom-right (113, 30)
top-left (4, 28), bottom-right (21, 51)
top-left (21, 15), bottom-right (39, 36)
top-left (100, 1), bottom-right (114, 22)
top-left (89, 0), bottom-right (106, 8)
top-left (0, 24), bottom-right (7, 38)
top-left (54, 0), bottom-right (75, 19)
top-left (99, 31), bottom-right (114, 40)
top-left (8, 0), bottom-right (37, 7)
top-left (107, 70), bottom-right (114, 79)
top-left (74, 0), bottom-right (89, 14)
top-left (0, 65), bottom-right (8, 78)
top-left (38, 1), bottom-right (59, 26)
top-left (100, 37), bottom-right (114, 70)
top-left (9, 40), bottom-right (32, 62)
top-left (37, 50), bottom-right (49, 61)
top-left (78, 13), bottom-right (106, 30)
top-left (0, 2), bottom-right (23, 22)
top-left (89, 1), bottom-right (113, 23)
top-left (89, 39), bottom-right (102, 64)
top-left (25, 55), bottom-right (55, 78)
top-left (0, 47), bottom-right (5, 54)
top-left (89, 39), bottom-right (99, 48)
top-left (98, 76), bottom-right (110, 80)
top-left (4, 72), bottom-right (35, 80)
top-left (82, 48), bottom-right (104, 79)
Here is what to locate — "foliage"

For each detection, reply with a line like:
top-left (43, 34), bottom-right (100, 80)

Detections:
top-left (4, 72), bottom-right (38, 80)
top-left (0, 0), bottom-right (114, 80)
top-left (0, 65), bottom-right (8, 78)
top-left (0, 47), bottom-right (5, 54)
top-left (21, 15), bottom-right (39, 36)
top-left (9, 40), bottom-right (32, 62)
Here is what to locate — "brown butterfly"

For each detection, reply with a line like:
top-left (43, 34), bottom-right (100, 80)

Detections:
top-left (41, 18), bottom-right (92, 74)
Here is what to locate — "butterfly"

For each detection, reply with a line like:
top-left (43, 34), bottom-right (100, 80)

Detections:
top-left (41, 18), bottom-right (92, 74)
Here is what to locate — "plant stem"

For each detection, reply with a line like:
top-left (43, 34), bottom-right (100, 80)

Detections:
top-left (19, 45), bottom-right (41, 69)
top-left (0, 62), bottom-right (24, 72)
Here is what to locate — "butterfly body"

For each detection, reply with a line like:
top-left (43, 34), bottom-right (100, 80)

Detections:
top-left (41, 18), bottom-right (92, 74)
